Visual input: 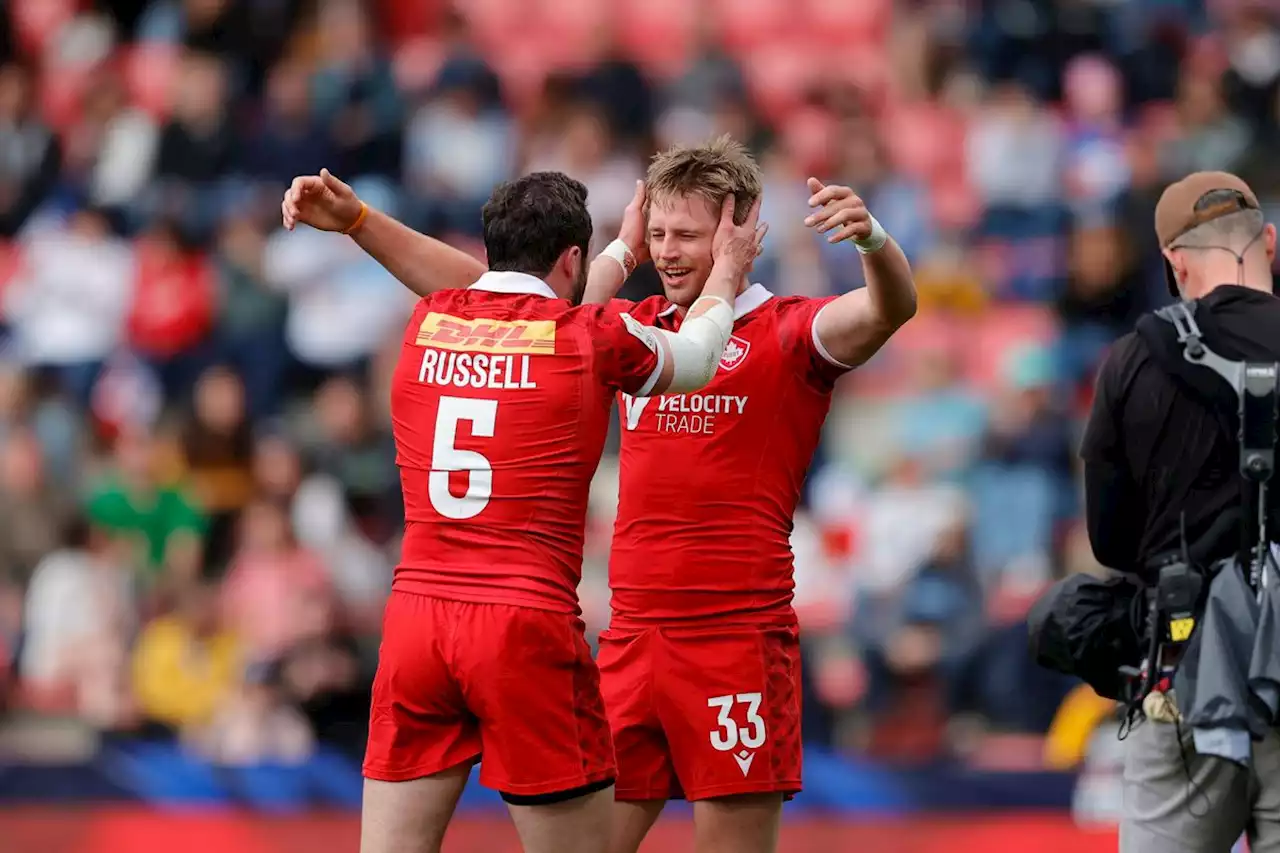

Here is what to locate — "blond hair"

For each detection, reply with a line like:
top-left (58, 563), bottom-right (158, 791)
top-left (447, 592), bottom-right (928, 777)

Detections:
top-left (645, 135), bottom-right (763, 225)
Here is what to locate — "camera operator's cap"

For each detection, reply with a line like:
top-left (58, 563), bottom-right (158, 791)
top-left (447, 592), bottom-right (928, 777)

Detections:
top-left (1155, 171), bottom-right (1261, 297)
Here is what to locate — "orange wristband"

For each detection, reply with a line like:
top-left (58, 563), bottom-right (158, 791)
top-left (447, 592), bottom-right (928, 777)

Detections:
top-left (343, 202), bottom-right (369, 235)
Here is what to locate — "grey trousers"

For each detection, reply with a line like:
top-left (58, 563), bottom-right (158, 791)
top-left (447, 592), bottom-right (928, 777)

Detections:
top-left (1121, 718), bottom-right (1280, 853)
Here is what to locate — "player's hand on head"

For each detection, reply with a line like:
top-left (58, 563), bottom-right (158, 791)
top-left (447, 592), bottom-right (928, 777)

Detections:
top-left (711, 194), bottom-right (768, 272)
top-left (804, 178), bottom-right (872, 244)
top-left (281, 168), bottom-right (364, 233)
top-left (617, 179), bottom-right (651, 266)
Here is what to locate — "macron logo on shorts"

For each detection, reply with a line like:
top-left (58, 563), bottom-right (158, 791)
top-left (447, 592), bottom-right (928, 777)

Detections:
top-left (733, 750), bottom-right (755, 777)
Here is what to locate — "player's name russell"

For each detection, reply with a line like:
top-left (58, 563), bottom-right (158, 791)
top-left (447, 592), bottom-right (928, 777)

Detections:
top-left (417, 349), bottom-right (536, 390)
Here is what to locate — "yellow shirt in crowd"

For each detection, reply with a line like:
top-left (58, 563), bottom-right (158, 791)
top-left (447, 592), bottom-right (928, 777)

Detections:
top-left (132, 616), bottom-right (241, 730)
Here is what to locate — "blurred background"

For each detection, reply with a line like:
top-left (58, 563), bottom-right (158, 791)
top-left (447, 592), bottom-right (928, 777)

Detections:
top-left (0, 0), bottom-right (1275, 849)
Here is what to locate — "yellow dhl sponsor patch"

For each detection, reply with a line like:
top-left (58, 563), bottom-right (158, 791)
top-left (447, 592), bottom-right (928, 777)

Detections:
top-left (415, 313), bottom-right (556, 353)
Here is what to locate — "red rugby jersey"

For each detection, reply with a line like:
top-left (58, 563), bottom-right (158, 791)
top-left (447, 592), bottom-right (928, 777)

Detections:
top-left (392, 271), bottom-right (661, 614)
top-left (607, 283), bottom-right (851, 629)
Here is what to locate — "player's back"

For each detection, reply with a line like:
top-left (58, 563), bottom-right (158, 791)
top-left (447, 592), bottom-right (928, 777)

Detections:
top-left (392, 273), bottom-right (652, 614)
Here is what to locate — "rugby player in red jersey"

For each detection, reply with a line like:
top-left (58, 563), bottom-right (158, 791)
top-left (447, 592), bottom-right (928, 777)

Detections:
top-left (281, 169), bottom-right (765, 853)
top-left (586, 138), bottom-right (916, 853)
top-left (283, 134), bottom-right (915, 853)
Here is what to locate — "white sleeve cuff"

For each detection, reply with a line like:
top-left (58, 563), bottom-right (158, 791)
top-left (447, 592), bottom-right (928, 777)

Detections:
top-left (811, 302), bottom-right (855, 370)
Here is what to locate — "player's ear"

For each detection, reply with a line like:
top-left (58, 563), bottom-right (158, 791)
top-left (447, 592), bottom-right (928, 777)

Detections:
top-left (1265, 223), bottom-right (1277, 265)
top-left (558, 245), bottom-right (583, 279)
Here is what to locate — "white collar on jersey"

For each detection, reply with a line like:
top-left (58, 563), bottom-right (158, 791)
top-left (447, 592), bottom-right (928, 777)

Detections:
top-left (469, 271), bottom-right (558, 299)
top-left (656, 282), bottom-right (774, 321)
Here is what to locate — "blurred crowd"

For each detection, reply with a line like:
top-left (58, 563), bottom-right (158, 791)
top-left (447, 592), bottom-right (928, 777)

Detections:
top-left (0, 0), bottom-right (1276, 772)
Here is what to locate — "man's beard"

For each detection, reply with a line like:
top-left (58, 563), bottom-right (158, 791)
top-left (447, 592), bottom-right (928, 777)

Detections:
top-left (569, 261), bottom-right (588, 305)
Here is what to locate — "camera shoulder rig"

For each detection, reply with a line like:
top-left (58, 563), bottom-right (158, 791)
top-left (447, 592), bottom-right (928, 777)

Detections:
top-left (1117, 301), bottom-right (1280, 715)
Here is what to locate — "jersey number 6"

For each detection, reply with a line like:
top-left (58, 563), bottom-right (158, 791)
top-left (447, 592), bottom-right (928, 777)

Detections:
top-left (708, 692), bottom-right (767, 752)
top-left (429, 396), bottom-right (497, 520)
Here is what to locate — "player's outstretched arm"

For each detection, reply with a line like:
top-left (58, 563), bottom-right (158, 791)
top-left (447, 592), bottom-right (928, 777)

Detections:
top-left (621, 195), bottom-right (767, 396)
top-left (583, 180), bottom-right (650, 306)
top-left (281, 169), bottom-right (486, 297)
top-left (803, 178), bottom-right (918, 368)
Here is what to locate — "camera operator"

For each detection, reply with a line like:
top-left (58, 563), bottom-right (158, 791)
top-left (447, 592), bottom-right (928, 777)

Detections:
top-left (1072, 172), bottom-right (1280, 853)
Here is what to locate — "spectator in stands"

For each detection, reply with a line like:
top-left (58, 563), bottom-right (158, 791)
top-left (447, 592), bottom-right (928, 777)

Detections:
top-left (262, 179), bottom-right (412, 377)
top-left (242, 57), bottom-right (335, 191)
top-left (403, 61), bottom-right (516, 237)
top-left (524, 100), bottom-right (643, 251)
top-left (220, 497), bottom-right (334, 665)
top-left (126, 217), bottom-right (218, 399)
top-left (306, 376), bottom-right (400, 545)
top-left (63, 70), bottom-right (159, 213)
top-left (1221, 4), bottom-right (1280, 136)
top-left (180, 365), bottom-right (255, 569)
top-left (20, 519), bottom-right (136, 727)
top-left (0, 61), bottom-right (60, 236)
top-left (0, 426), bottom-right (74, 589)
top-left (573, 19), bottom-right (656, 148)
top-left (151, 49), bottom-right (237, 239)
top-left (890, 346), bottom-right (990, 479)
top-left (1161, 59), bottom-right (1252, 179)
top-left (252, 431), bottom-right (304, 506)
top-left (191, 659), bottom-right (314, 766)
top-left (211, 217), bottom-right (287, 419)
top-left (132, 578), bottom-right (238, 735)
top-left (3, 206), bottom-right (133, 405)
top-left (86, 428), bottom-right (206, 592)
top-left (967, 79), bottom-right (1064, 217)
top-left (291, 474), bottom-right (390, 634)
top-left (278, 631), bottom-right (368, 761)
top-left (1056, 212), bottom-right (1147, 386)
top-left (308, 0), bottom-right (403, 179)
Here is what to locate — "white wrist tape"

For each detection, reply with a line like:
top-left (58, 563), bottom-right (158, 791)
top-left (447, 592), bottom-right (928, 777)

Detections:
top-left (600, 239), bottom-right (636, 277)
top-left (656, 295), bottom-right (734, 393)
top-left (854, 214), bottom-right (888, 254)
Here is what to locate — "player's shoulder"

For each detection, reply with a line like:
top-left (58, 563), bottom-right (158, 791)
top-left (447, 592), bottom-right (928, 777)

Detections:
top-left (426, 287), bottom-right (569, 317)
top-left (742, 293), bottom-right (831, 332)
top-left (609, 294), bottom-right (669, 325)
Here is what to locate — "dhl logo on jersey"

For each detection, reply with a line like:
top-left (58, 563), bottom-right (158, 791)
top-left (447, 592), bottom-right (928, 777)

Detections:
top-left (415, 313), bottom-right (556, 354)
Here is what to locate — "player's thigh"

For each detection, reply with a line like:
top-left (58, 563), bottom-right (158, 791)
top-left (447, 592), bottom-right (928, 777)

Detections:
top-left (507, 786), bottom-right (614, 853)
top-left (692, 793), bottom-right (784, 853)
top-left (609, 798), bottom-right (666, 853)
top-left (360, 763), bottom-right (472, 853)
top-left (657, 627), bottom-right (803, 801)
top-left (459, 604), bottom-right (615, 797)
top-left (599, 629), bottom-right (681, 803)
top-left (363, 592), bottom-right (481, 783)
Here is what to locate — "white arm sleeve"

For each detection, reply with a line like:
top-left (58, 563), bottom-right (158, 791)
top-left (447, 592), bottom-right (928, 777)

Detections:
top-left (620, 297), bottom-right (734, 394)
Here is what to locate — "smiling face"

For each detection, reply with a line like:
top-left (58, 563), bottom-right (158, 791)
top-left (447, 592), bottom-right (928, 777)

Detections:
top-left (643, 135), bottom-right (764, 308)
top-left (647, 192), bottom-right (720, 307)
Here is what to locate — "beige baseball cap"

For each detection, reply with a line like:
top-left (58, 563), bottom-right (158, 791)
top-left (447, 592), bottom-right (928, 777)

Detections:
top-left (1154, 171), bottom-right (1261, 297)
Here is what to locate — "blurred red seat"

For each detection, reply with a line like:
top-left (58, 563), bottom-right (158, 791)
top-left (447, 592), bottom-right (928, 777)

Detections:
top-left (799, 0), bottom-right (891, 45)
top-left (964, 305), bottom-right (1061, 390)
top-left (616, 0), bottom-right (697, 79)
top-left (461, 0), bottom-right (531, 54)
top-left (38, 62), bottom-right (93, 132)
top-left (535, 0), bottom-right (609, 55)
top-left (391, 36), bottom-right (446, 95)
top-left (121, 44), bottom-right (178, 120)
top-left (489, 38), bottom-right (557, 113)
top-left (880, 101), bottom-right (966, 182)
top-left (930, 176), bottom-right (981, 232)
top-left (11, 0), bottom-right (79, 58)
top-left (741, 42), bottom-right (819, 123)
top-left (711, 0), bottom-right (793, 53)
